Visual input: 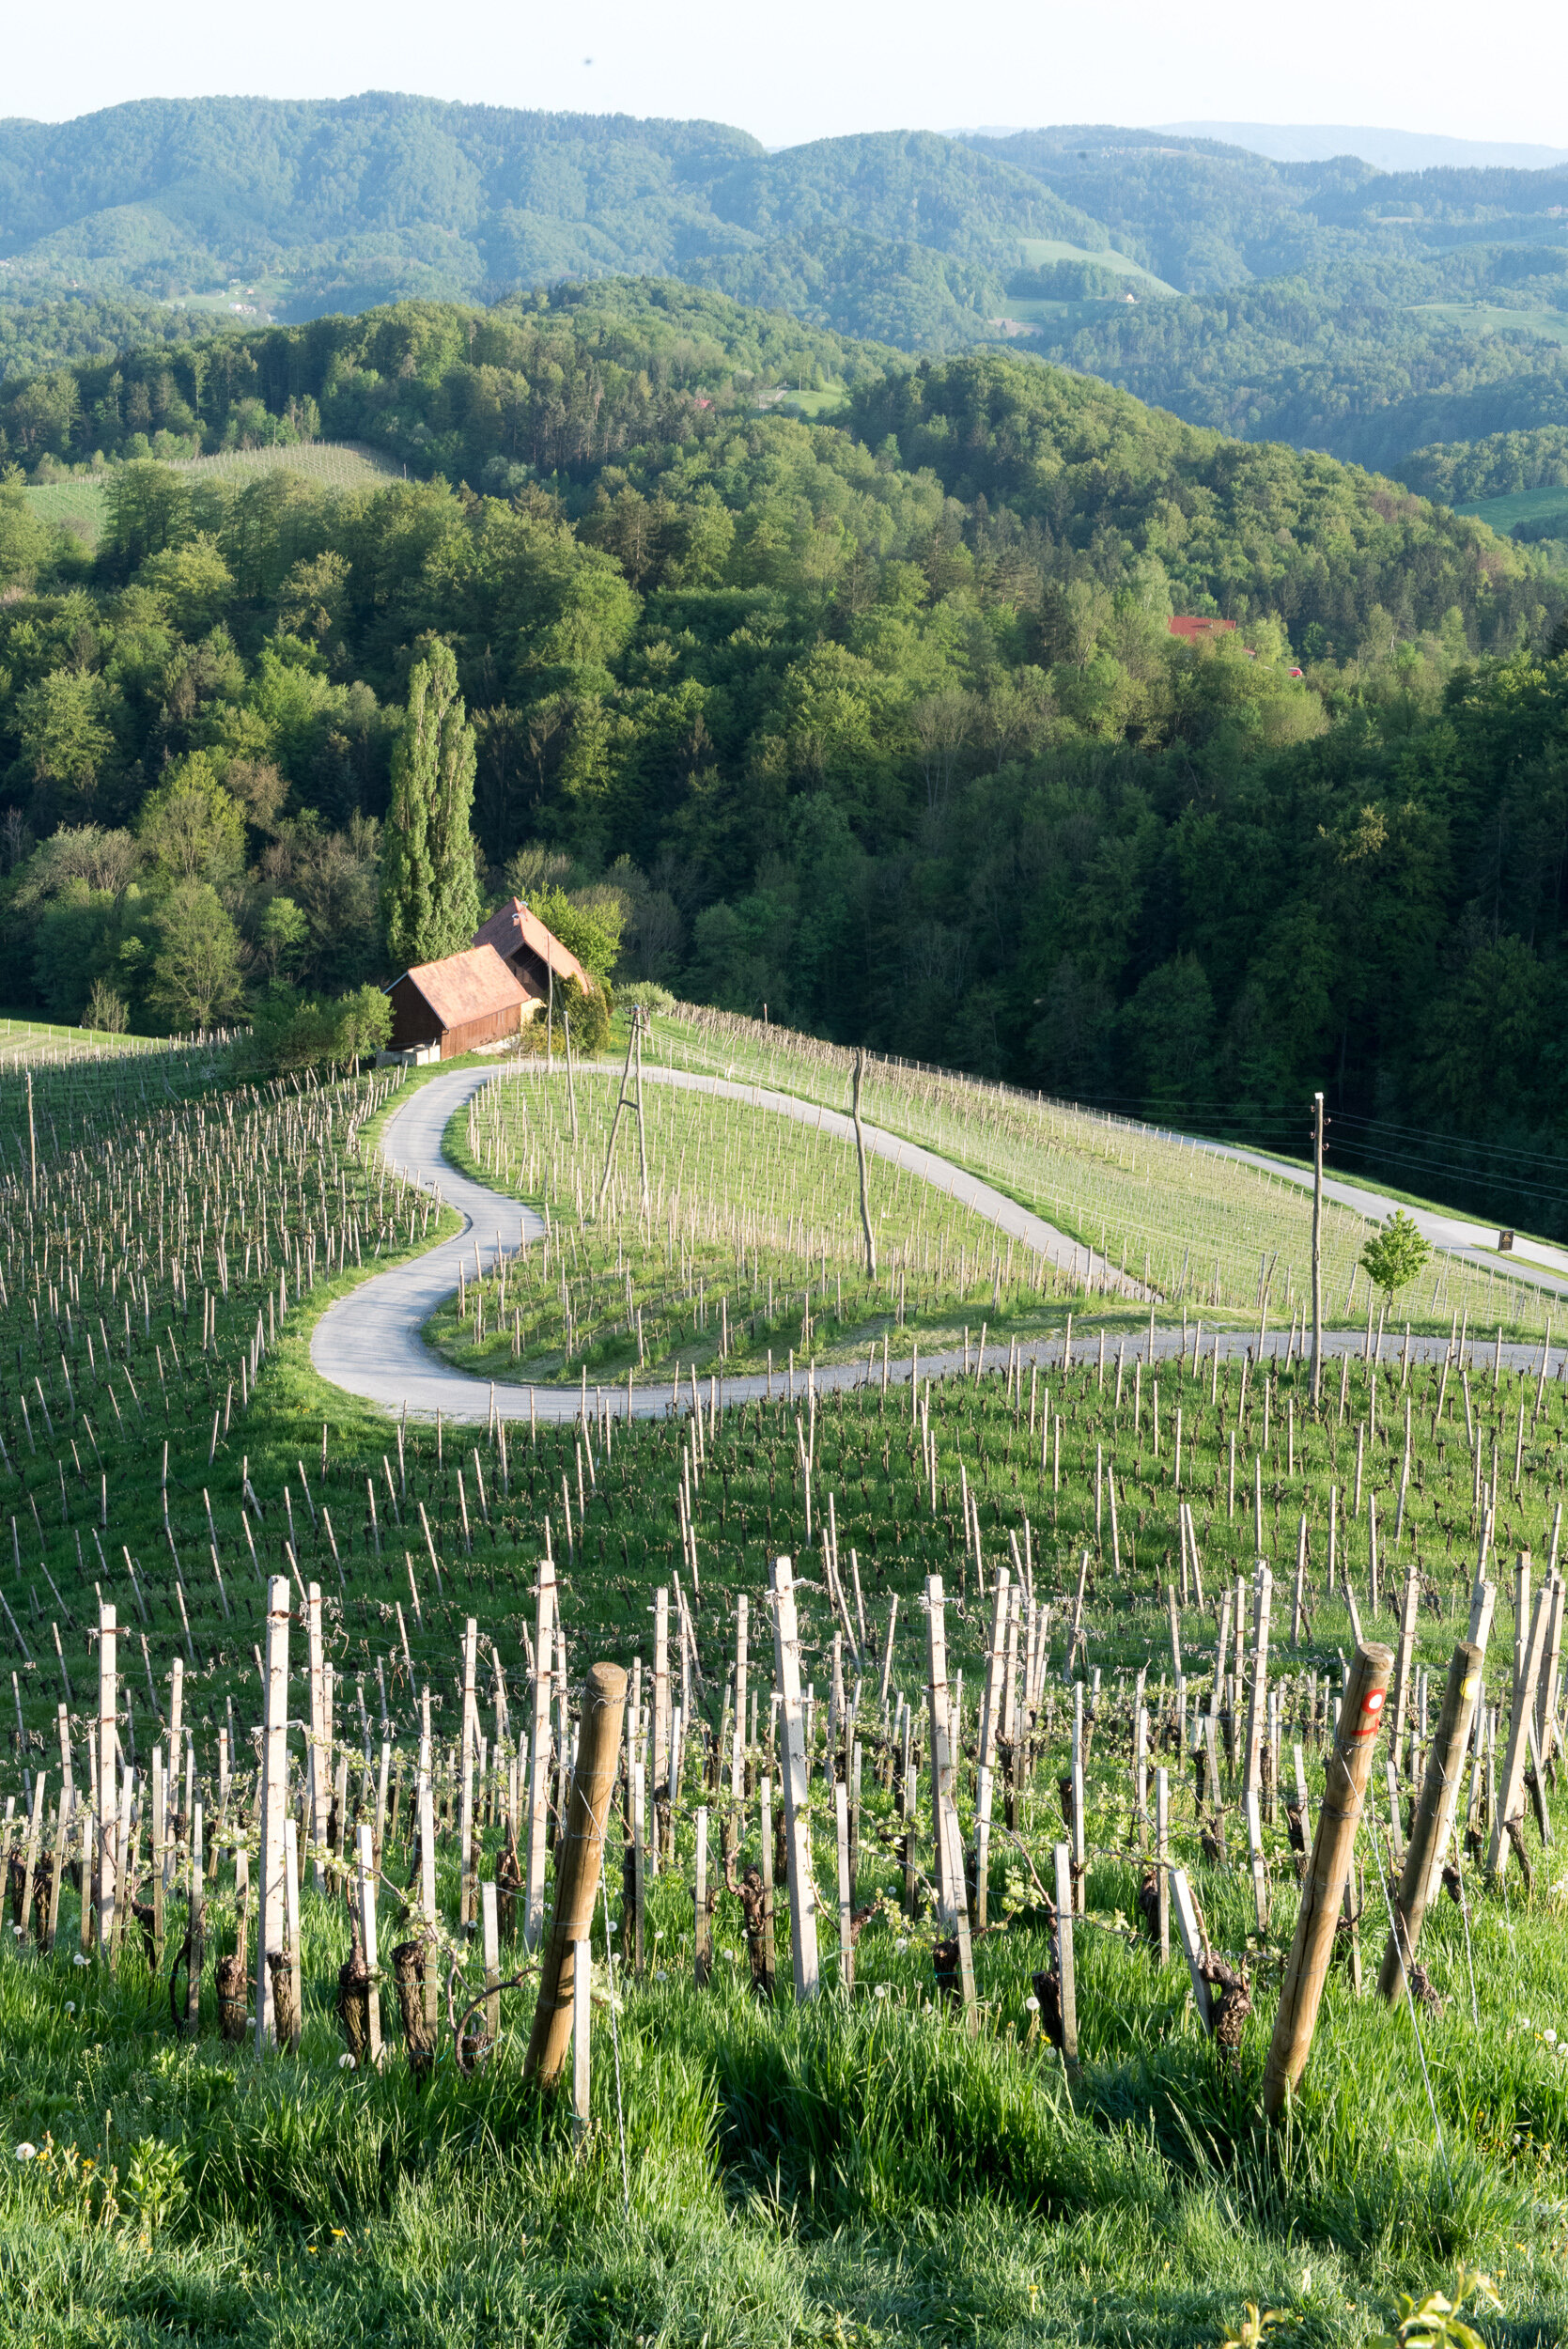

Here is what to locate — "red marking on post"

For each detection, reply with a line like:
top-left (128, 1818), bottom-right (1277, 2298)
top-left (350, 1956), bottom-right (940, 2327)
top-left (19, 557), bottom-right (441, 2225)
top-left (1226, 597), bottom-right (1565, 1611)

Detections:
top-left (1351, 1688), bottom-right (1385, 1737)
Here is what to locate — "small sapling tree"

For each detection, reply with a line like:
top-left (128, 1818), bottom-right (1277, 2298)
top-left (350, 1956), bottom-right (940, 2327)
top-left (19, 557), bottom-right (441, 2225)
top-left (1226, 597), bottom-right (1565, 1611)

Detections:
top-left (1359, 1208), bottom-right (1431, 1311)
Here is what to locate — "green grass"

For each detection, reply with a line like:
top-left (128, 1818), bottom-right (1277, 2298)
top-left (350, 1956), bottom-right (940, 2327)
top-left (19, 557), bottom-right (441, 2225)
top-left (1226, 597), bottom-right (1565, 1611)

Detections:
top-left (3, 1029), bottom-right (1568, 2341)
top-left (1455, 482), bottom-right (1568, 536)
top-left (774, 387), bottom-right (849, 419)
top-left (1411, 301), bottom-right (1568, 350)
top-left (1017, 237), bottom-right (1179, 297)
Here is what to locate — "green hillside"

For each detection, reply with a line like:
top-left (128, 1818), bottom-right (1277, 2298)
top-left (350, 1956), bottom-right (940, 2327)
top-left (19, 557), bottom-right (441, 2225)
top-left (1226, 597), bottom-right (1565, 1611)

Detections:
top-left (0, 101), bottom-right (1103, 356)
top-left (0, 287), bottom-right (1564, 1219)
top-left (6, 104), bottom-right (1568, 471)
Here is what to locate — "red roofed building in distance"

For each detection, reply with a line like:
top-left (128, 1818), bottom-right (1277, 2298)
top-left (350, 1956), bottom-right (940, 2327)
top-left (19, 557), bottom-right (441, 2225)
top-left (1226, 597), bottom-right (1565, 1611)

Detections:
top-left (1168, 615), bottom-right (1237, 643)
top-left (471, 897), bottom-right (593, 1014)
top-left (384, 944), bottom-right (527, 1061)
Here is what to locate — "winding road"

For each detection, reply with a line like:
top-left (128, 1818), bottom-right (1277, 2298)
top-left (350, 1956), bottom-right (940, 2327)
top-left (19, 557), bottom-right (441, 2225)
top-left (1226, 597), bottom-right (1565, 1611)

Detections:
top-left (311, 1064), bottom-right (1559, 1424)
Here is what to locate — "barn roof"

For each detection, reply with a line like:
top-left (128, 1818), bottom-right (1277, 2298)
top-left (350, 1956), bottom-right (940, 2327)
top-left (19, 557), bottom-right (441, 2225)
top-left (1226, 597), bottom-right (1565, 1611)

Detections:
top-left (390, 943), bottom-right (527, 1030)
top-left (473, 897), bottom-right (593, 994)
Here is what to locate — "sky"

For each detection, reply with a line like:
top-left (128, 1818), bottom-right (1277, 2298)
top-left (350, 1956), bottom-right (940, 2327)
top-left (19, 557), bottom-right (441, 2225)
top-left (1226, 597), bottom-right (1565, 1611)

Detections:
top-left (5, 0), bottom-right (1567, 149)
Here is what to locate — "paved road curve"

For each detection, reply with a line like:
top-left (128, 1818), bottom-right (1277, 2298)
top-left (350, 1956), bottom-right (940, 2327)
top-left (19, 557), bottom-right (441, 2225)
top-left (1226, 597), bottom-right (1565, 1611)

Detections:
top-left (310, 1065), bottom-right (1560, 1423)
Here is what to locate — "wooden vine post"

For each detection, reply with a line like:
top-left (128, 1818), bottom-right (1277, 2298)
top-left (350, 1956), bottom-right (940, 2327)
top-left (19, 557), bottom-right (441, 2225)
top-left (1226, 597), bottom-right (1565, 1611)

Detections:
top-left (255, 1576), bottom-right (291, 2049)
top-left (769, 1556), bottom-right (820, 2000)
top-left (523, 1661), bottom-right (628, 2090)
top-left (924, 1574), bottom-right (966, 1924)
top-left (1263, 1641), bottom-right (1392, 2118)
top-left (96, 1601), bottom-right (116, 1960)
top-left (1377, 1640), bottom-right (1483, 2006)
top-left (524, 1559), bottom-right (556, 1946)
top-left (851, 1048), bottom-right (877, 1281)
top-left (1487, 1562), bottom-right (1550, 1881)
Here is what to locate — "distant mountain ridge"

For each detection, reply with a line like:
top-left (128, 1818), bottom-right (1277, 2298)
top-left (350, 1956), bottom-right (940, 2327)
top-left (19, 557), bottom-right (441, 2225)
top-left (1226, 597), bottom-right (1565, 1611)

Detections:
top-left (0, 96), bottom-right (1102, 342)
top-left (1157, 122), bottom-right (1568, 172)
top-left (8, 98), bottom-right (1568, 478)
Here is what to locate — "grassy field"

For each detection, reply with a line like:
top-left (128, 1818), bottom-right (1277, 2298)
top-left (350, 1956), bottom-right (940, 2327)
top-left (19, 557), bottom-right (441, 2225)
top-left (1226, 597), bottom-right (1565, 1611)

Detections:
top-left (1410, 300), bottom-right (1568, 350)
top-left (1, 1030), bottom-right (1566, 2344)
top-left (24, 441), bottom-right (405, 548)
top-left (1455, 481), bottom-right (1568, 537)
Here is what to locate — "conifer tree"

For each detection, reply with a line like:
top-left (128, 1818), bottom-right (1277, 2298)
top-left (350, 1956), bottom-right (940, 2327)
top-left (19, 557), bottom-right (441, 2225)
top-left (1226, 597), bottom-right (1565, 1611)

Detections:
top-left (380, 641), bottom-right (480, 968)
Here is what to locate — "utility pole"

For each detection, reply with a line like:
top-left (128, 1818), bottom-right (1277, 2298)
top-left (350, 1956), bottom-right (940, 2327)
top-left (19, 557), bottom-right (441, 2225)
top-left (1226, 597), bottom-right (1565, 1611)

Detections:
top-left (851, 1047), bottom-right (877, 1280)
top-left (1310, 1092), bottom-right (1325, 1409)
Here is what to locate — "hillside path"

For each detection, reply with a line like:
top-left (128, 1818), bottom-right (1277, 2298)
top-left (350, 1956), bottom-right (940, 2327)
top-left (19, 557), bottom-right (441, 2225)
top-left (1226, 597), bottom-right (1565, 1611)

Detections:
top-left (311, 1065), bottom-right (1557, 1423)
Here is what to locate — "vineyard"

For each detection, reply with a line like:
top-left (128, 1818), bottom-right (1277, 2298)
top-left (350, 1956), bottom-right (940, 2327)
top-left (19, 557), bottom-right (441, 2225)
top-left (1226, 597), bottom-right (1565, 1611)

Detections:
top-left (651, 1004), bottom-right (1560, 1341)
top-left (0, 1025), bottom-right (1565, 2348)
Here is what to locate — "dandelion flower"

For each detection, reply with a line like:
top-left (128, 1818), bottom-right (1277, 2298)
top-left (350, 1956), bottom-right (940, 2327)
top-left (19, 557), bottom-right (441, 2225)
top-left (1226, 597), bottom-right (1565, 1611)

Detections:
top-left (339, 2053), bottom-right (356, 2070)
top-left (1547, 2029), bottom-right (1559, 2046)
top-left (1024, 1995), bottom-right (1040, 2012)
top-left (874, 1983), bottom-right (891, 1999)
top-left (64, 2002), bottom-right (75, 2015)
top-left (14, 2144), bottom-right (38, 2162)
top-left (72, 1953), bottom-right (87, 1968)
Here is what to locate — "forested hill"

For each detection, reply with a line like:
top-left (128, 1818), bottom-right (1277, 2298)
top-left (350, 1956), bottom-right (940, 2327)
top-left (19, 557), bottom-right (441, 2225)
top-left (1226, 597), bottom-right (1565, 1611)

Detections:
top-left (0, 100), bottom-right (1102, 351)
top-left (8, 99), bottom-right (1568, 480)
top-left (0, 288), bottom-right (1565, 1214)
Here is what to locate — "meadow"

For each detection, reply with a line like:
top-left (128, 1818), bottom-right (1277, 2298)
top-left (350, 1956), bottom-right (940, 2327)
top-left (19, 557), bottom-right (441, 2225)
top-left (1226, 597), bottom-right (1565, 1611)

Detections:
top-left (0, 1021), bottom-right (1565, 2347)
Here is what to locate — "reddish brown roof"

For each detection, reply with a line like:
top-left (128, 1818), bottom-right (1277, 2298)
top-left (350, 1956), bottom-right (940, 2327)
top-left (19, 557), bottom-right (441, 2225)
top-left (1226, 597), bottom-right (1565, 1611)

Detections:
top-left (1169, 615), bottom-right (1236, 640)
top-left (473, 897), bottom-right (593, 994)
top-left (393, 944), bottom-right (527, 1031)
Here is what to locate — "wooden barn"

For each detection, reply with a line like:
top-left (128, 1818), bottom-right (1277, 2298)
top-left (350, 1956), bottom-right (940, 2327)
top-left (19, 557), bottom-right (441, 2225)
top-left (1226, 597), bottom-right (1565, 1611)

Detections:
top-left (384, 944), bottom-right (527, 1060)
top-left (471, 897), bottom-right (593, 1013)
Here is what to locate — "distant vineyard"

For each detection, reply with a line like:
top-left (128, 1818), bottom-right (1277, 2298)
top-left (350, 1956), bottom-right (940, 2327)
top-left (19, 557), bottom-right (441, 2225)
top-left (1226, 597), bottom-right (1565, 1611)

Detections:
top-left (23, 440), bottom-right (405, 546)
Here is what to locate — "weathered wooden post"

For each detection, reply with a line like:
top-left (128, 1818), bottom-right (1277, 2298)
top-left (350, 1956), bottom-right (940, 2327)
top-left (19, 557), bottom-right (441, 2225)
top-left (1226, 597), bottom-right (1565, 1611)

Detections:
top-left (307, 1583), bottom-right (327, 1892)
top-left (1052, 1842), bottom-right (1078, 2060)
top-left (458, 1617), bottom-right (478, 1928)
top-left (1241, 1563), bottom-right (1271, 1803)
top-left (851, 1048), bottom-right (877, 1280)
top-left (769, 1557), bottom-right (821, 2001)
top-left (1263, 1641), bottom-right (1392, 2118)
top-left (571, 1939), bottom-right (592, 2139)
top-left (1378, 1640), bottom-right (1482, 2006)
top-left (925, 1575), bottom-right (966, 1922)
top-left (1171, 1864), bottom-right (1214, 2033)
top-left (255, 1576), bottom-right (291, 2050)
top-left (1155, 1766), bottom-right (1170, 1966)
top-left (525, 1561), bottom-right (556, 1947)
top-left (358, 1821), bottom-right (383, 2067)
top-left (523, 1661), bottom-right (628, 2089)
top-left (973, 1568), bottom-right (1008, 1927)
top-left (97, 1600), bottom-right (117, 1960)
top-left (694, 1806), bottom-right (711, 1986)
top-left (1487, 1565), bottom-right (1550, 1882)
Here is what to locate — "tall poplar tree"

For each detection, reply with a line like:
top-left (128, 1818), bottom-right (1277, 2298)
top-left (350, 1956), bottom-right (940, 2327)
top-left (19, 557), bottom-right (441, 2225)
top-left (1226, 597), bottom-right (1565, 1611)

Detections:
top-left (380, 641), bottom-right (481, 969)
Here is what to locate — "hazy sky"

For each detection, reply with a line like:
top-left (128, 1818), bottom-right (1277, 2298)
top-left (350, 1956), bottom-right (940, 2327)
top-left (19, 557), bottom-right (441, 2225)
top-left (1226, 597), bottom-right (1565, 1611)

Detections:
top-left (7, 0), bottom-right (1565, 148)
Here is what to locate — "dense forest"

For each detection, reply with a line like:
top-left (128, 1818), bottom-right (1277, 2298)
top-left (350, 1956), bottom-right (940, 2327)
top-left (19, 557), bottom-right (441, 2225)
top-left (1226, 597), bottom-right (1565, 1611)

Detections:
top-left (1, 285), bottom-right (1567, 1219)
